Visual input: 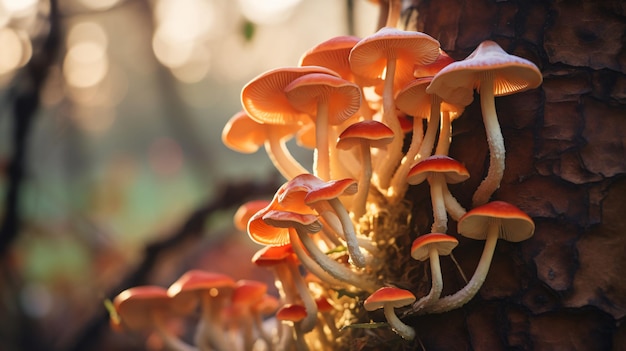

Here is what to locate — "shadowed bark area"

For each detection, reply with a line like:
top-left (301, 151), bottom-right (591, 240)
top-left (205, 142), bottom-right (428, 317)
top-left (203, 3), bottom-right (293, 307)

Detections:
top-left (388, 0), bottom-right (626, 350)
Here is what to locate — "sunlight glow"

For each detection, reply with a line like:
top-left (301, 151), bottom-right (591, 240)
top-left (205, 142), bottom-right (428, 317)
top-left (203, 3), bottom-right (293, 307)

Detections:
top-left (0, 27), bottom-right (31, 75)
top-left (237, 0), bottom-right (302, 25)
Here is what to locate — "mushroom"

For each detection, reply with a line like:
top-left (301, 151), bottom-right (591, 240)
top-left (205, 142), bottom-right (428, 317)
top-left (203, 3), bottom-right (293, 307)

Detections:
top-left (363, 286), bottom-right (416, 340)
top-left (241, 66), bottom-right (340, 126)
top-left (167, 270), bottom-right (236, 351)
top-left (222, 110), bottom-right (309, 180)
top-left (406, 155), bottom-right (469, 233)
top-left (251, 244), bottom-right (299, 304)
top-left (409, 233), bottom-right (458, 311)
top-left (112, 286), bottom-right (197, 351)
top-left (336, 120), bottom-right (394, 219)
top-left (349, 27), bottom-right (440, 189)
top-left (261, 209), bottom-right (378, 293)
top-left (230, 279), bottom-right (269, 351)
top-left (284, 73), bottom-right (362, 180)
top-left (426, 40), bottom-right (543, 207)
top-left (422, 201), bottom-right (535, 314)
top-left (278, 173), bottom-right (367, 268)
top-left (234, 199), bottom-right (272, 232)
top-left (276, 303), bottom-right (310, 351)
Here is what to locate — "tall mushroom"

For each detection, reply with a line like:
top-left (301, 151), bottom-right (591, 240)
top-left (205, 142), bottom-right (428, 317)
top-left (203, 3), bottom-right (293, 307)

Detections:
top-left (284, 73), bottom-right (362, 181)
top-left (426, 40), bottom-right (542, 206)
top-left (422, 201), bottom-right (535, 314)
top-left (349, 27), bottom-right (440, 189)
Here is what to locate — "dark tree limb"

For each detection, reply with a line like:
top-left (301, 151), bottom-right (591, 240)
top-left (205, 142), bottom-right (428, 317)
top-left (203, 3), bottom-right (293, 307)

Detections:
top-left (64, 175), bottom-right (282, 351)
top-left (0, 0), bottom-right (62, 257)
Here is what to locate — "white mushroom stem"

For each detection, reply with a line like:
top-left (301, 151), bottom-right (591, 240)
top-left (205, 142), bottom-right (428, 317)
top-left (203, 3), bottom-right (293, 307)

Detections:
top-left (410, 247), bottom-right (443, 312)
top-left (314, 100), bottom-right (331, 180)
top-left (289, 227), bottom-right (378, 293)
top-left (421, 221), bottom-right (499, 314)
top-left (435, 110), bottom-right (452, 156)
top-left (197, 291), bottom-right (232, 351)
top-left (289, 230), bottom-right (347, 288)
top-left (428, 173), bottom-right (448, 234)
top-left (328, 198), bottom-right (367, 267)
top-left (374, 55), bottom-right (403, 190)
top-left (388, 95), bottom-right (440, 202)
top-left (443, 182), bottom-right (467, 221)
top-left (472, 71), bottom-right (505, 207)
top-left (153, 312), bottom-right (198, 351)
top-left (292, 322), bottom-right (310, 351)
top-left (387, 116), bottom-right (423, 203)
top-left (285, 262), bottom-right (319, 333)
top-left (265, 136), bottom-right (310, 180)
top-left (351, 139), bottom-right (373, 219)
top-left (383, 303), bottom-right (415, 340)
top-left (320, 213), bottom-right (379, 254)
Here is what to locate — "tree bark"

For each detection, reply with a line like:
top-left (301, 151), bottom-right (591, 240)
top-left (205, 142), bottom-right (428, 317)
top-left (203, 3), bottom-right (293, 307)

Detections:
top-left (386, 1), bottom-right (626, 350)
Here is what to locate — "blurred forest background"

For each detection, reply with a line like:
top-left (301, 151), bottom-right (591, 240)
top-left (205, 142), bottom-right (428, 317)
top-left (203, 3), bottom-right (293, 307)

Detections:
top-left (0, 1), bottom-right (379, 350)
top-left (2, 0), bottom-right (626, 350)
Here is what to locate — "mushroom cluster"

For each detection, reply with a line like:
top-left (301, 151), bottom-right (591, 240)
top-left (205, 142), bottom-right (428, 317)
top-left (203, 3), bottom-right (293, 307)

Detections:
top-left (111, 1), bottom-right (542, 349)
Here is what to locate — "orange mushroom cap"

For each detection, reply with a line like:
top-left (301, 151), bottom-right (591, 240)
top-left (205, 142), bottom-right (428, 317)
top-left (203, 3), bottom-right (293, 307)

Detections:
top-left (284, 73), bottom-right (362, 126)
top-left (276, 303), bottom-right (307, 323)
top-left (336, 120), bottom-right (395, 150)
top-left (112, 286), bottom-right (175, 331)
top-left (241, 66), bottom-right (340, 125)
top-left (410, 233), bottom-right (459, 261)
top-left (426, 40), bottom-right (543, 104)
top-left (457, 201), bottom-right (535, 242)
top-left (234, 199), bottom-right (272, 231)
top-left (222, 111), bottom-right (300, 154)
top-left (363, 286), bottom-right (416, 311)
top-left (407, 155), bottom-right (470, 185)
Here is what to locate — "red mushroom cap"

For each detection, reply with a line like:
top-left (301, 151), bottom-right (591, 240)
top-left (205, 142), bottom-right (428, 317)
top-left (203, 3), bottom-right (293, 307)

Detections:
top-left (457, 201), bottom-right (535, 242)
top-left (363, 286), bottom-right (416, 311)
top-left (407, 155), bottom-right (469, 185)
top-left (410, 233), bottom-right (459, 261)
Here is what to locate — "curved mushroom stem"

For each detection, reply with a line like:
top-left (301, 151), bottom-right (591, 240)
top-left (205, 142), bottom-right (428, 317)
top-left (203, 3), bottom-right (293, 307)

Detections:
top-left (388, 95), bottom-right (440, 203)
top-left (472, 72), bottom-right (504, 207)
top-left (265, 136), bottom-right (310, 180)
top-left (387, 115), bottom-right (423, 203)
top-left (285, 261), bottom-right (319, 333)
top-left (289, 230), bottom-right (347, 288)
top-left (429, 173), bottom-right (448, 234)
top-left (327, 198), bottom-right (367, 267)
top-left (410, 247), bottom-right (443, 312)
top-left (314, 100), bottom-right (331, 180)
top-left (383, 304), bottom-right (415, 340)
top-left (421, 222), bottom-right (499, 314)
top-left (293, 322), bottom-right (310, 351)
top-left (320, 211), bottom-right (379, 254)
top-left (386, 0), bottom-right (402, 28)
top-left (442, 182), bottom-right (467, 221)
top-left (290, 228), bottom-right (378, 293)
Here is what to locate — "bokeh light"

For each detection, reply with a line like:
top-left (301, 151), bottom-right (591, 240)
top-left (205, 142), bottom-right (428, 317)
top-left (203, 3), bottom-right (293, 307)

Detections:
top-left (237, 0), bottom-right (303, 25)
top-left (0, 27), bottom-right (32, 75)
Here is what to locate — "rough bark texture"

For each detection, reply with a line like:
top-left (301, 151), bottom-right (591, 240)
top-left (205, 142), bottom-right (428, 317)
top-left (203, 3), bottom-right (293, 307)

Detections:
top-left (394, 0), bottom-right (626, 350)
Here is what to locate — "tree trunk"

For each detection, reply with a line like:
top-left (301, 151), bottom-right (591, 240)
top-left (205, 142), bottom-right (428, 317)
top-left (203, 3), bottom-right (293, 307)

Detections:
top-left (395, 1), bottom-right (626, 350)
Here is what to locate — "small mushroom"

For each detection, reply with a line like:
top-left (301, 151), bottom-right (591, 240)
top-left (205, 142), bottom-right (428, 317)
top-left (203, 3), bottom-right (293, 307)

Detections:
top-left (423, 201), bottom-right (535, 314)
top-left (409, 233), bottom-right (458, 311)
top-left (336, 120), bottom-right (394, 219)
top-left (406, 155), bottom-right (469, 233)
top-left (363, 286), bottom-right (416, 340)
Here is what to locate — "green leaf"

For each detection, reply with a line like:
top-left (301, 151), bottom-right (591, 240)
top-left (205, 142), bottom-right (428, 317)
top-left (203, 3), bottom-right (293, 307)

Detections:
top-left (325, 245), bottom-right (347, 255)
top-left (242, 20), bottom-right (255, 42)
